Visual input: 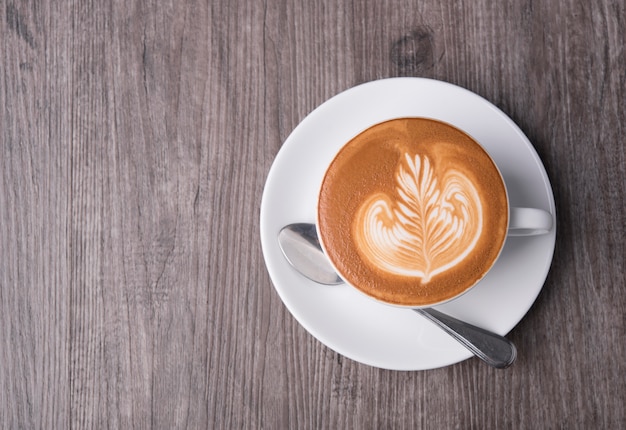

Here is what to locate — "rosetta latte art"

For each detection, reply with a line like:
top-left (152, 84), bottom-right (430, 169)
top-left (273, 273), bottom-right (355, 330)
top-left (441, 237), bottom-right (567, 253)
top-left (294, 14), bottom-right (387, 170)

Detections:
top-left (354, 153), bottom-right (483, 282)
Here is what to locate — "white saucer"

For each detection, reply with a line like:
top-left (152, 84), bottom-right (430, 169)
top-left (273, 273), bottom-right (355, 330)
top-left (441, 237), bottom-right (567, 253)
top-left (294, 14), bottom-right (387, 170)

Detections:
top-left (260, 78), bottom-right (556, 370)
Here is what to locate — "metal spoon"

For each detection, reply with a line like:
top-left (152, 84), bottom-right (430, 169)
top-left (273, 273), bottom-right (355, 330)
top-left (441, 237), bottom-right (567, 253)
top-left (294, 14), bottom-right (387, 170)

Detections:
top-left (278, 223), bottom-right (517, 368)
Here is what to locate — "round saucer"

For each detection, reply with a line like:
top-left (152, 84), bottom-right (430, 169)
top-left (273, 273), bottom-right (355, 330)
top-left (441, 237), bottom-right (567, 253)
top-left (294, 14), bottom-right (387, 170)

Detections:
top-left (260, 78), bottom-right (556, 370)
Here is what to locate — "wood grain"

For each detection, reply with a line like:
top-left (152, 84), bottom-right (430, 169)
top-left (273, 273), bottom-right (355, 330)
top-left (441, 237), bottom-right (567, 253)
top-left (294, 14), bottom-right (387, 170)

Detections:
top-left (1, 0), bottom-right (624, 428)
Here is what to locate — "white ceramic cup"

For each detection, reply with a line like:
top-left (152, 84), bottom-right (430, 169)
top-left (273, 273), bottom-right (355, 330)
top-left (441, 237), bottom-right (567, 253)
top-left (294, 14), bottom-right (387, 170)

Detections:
top-left (316, 117), bottom-right (553, 308)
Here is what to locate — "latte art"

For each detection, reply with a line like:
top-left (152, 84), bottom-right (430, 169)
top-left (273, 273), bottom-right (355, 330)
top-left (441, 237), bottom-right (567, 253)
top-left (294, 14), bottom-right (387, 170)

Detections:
top-left (317, 118), bottom-right (508, 306)
top-left (353, 154), bottom-right (483, 282)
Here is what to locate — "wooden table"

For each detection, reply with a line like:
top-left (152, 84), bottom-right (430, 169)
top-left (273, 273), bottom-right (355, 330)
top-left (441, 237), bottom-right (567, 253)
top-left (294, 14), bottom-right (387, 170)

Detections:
top-left (1, 1), bottom-right (624, 428)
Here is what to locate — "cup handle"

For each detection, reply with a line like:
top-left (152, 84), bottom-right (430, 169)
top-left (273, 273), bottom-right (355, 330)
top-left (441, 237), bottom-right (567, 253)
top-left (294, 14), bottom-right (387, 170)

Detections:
top-left (508, 207), bottom-right (553, 236)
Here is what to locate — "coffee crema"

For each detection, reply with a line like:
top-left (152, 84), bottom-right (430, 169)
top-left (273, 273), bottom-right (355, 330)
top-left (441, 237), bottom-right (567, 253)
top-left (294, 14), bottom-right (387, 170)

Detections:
top-left (317, 118), bottom-right (508, 306)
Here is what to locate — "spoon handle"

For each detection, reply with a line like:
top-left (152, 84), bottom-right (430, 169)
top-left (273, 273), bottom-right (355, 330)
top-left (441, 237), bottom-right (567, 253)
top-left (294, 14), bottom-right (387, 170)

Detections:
top-left (414, 308), bottom-right (517, 368)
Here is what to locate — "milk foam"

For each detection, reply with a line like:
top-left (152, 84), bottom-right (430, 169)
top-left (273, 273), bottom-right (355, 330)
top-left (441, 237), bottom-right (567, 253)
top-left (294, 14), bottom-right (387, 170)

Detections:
top-left (354, 153), bottom-right (483, 282)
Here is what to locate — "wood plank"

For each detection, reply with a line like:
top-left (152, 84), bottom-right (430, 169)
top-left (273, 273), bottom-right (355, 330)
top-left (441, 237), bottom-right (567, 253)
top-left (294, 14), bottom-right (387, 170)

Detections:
top-left (0, 1), bottom-right (72, 428)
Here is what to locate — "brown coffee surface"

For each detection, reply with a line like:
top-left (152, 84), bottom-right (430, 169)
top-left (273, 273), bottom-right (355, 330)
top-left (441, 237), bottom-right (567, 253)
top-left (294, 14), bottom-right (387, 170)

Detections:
top-left (318, 118), bottom-right (508, 306)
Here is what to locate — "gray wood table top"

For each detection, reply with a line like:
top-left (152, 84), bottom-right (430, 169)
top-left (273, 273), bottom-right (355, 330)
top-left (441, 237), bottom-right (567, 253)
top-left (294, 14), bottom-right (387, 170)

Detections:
top-left (1, 1), bottom-right (624, 428)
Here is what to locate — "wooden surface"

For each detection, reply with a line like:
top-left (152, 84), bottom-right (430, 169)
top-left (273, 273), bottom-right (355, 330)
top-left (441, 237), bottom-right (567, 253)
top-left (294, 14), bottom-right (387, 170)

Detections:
top-left (1, 0), bottom-right (624, 428)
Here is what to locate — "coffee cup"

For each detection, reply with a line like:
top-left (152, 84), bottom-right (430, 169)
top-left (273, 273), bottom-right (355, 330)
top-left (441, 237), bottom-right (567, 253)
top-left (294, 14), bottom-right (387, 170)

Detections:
top-left (316, 117), bottom-right (553, 308)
